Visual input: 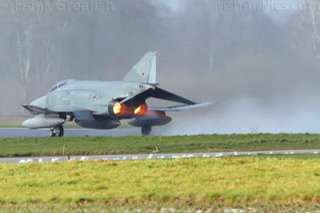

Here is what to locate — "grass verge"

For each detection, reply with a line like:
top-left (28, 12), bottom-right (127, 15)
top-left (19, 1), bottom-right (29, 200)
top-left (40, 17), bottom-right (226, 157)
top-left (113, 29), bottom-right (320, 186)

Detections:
top-left (0, 134), bottom-right (320, 157)
top-left (0, 155), bottom-right (320, 212)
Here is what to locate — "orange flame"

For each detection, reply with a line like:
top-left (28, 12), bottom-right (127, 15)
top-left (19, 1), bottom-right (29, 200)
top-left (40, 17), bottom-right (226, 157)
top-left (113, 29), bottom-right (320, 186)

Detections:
top-left (134, 103), bottom-right (148, 116)
top-left (113, 102), bottom-right (134, 116)
top-left (113, 102), bottom-right (123, 115)
top-left (113, 102), bottom-right (148, 117)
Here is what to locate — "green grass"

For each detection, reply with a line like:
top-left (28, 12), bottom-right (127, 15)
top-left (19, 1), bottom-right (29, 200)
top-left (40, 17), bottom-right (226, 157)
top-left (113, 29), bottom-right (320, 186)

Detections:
top-left (1, 203), bottom-right (319, 213)
top-left (0, 134), bottom-right (320, 157)
top-left (0, 156), bottom-right (320, 212)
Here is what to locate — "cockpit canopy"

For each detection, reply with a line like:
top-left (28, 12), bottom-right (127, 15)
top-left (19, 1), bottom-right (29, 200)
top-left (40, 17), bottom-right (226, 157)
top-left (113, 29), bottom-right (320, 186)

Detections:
top-left (49, 79), bottom-right (75, 92)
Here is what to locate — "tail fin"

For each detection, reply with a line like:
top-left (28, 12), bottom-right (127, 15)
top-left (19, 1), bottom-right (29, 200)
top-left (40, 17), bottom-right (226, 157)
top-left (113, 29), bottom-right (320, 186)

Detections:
top-left (123, 51), bottom-right (157, 84)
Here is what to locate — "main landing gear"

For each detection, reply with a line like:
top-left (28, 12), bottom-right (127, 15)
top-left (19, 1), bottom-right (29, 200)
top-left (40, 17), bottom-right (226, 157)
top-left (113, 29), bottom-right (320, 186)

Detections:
top-left (49, 125), bottom-right (64, 137)
top-left (141, 125), bottom-right (152, 136)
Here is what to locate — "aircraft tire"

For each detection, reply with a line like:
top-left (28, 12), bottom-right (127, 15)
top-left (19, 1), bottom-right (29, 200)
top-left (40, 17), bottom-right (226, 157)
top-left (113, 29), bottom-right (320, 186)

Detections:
top-left (49, 125), bottom-right (64, 137)
top-left (49, 129), bottom-right (56, 137)
top-left (141, 125), bottom-right (152, 136)
top-left (57, 125), bottom-right (64, 137)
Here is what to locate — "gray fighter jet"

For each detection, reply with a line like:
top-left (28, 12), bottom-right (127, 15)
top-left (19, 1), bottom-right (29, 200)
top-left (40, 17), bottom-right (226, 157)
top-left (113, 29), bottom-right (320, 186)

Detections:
top-left (22, 51), bottom-right (211, 137)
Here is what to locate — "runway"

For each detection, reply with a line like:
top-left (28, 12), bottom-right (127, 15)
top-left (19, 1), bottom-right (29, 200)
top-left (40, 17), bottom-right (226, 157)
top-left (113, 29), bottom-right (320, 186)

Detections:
top-left (1, 149), bottom-right (319, 164)
top-left (0, 128), bottom-right (141, 138)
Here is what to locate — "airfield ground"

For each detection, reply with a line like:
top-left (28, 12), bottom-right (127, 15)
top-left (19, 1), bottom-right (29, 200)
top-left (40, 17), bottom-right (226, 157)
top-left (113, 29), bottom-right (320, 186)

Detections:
top-left (1, 134), bottom-right (320, 212)
top-left (0, 155), bottom-right (320, 212)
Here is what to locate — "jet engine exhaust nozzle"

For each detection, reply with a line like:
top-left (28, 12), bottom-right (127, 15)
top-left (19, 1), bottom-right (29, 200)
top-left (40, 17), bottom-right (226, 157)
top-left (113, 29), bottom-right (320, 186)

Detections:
top-left (109, 102), bottom-right (148, 118)
top-left (134, 103), bottom-right (148, 116)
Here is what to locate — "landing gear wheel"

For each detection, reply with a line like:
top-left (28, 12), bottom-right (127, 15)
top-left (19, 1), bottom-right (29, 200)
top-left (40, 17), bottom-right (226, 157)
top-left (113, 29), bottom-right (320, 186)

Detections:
top-left (56, 125), bottom-right (64, 137)
top-left (141, 126), bottom-right (152, 136)
top-left (49, 129), bottom-right (56, 137)
top-left (49, 125), bottom-right (64, 137)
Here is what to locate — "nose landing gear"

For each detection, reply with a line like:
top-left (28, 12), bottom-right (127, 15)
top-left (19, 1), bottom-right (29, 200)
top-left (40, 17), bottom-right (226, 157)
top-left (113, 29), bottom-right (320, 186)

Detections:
top-left (49, 125), bottom-right (64, 137)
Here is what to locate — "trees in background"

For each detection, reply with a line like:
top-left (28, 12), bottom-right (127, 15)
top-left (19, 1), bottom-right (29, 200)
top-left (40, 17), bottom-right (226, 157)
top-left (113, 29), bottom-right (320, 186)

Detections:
top-left (0, 0), bottom-right (319, 115)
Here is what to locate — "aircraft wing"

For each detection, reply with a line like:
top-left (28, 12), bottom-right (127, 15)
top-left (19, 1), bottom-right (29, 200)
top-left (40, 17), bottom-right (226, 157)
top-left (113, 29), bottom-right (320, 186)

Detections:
top-left (149, 101), bottom-right (213, 112)
top-left (120, 86), bottom-right (197, 107)
top-left (120, 87), bottom-right (155, 106)
top-left (22, 105), bottom-right (56, 115)
top-left (151, 87), bottom-right (196, 105)
top-left (23, 105), bottom-right (95, 122)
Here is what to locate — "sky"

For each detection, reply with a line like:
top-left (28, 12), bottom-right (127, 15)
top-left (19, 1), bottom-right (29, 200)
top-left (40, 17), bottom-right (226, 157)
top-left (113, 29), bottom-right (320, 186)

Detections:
top-left (160, 0), bottom-right (307, 22)
top-left (263, 0), bottom-right (307, 22)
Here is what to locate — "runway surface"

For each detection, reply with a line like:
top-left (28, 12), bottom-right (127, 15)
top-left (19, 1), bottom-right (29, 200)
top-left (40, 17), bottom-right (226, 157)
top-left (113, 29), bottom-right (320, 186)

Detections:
top-left (1, 149), bottom-right (319, 164)
top-left (0, 128), bottom-right (141, 138)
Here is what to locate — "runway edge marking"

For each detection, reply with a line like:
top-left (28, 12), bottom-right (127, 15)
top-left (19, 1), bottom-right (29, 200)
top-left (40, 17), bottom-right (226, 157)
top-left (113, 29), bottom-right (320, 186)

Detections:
top-left (2, 149), bottom-right (320, 164)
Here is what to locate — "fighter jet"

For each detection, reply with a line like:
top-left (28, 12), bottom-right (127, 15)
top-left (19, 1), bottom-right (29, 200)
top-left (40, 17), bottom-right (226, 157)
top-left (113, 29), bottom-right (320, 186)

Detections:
top-left (22, 51), bottom-right (211, 137)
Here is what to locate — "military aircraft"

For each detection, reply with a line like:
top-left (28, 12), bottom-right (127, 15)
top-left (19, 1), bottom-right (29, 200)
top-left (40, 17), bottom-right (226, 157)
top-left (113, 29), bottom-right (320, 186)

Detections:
top-left (22, 51), bottom-right (211, 137)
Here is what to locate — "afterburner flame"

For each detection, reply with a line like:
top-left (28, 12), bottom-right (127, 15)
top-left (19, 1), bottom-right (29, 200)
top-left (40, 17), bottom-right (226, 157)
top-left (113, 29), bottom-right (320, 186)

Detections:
top-left (113, 102), bottom-right (123, 115)
top-left (113, 102), bottom-right (135, 117)
top-left (112, 102), bottom-right (148, 117)
top-left (134, 103), bottom-right (148, 116)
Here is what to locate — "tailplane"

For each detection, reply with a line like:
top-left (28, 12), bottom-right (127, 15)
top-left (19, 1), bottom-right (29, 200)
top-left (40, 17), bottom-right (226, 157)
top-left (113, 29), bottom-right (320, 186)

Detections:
top-left (123, 51), bottom-right (157, 84)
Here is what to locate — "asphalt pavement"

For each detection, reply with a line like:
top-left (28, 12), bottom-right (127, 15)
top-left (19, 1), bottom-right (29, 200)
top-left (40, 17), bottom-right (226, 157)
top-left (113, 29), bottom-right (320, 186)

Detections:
top-left (0, 128), bottom-right (140, 138)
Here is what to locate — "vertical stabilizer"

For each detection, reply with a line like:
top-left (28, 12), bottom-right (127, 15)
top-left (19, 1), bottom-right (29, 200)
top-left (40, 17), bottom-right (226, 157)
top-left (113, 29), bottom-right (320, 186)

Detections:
top-left (123, 51), bottom-right (157, 84)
